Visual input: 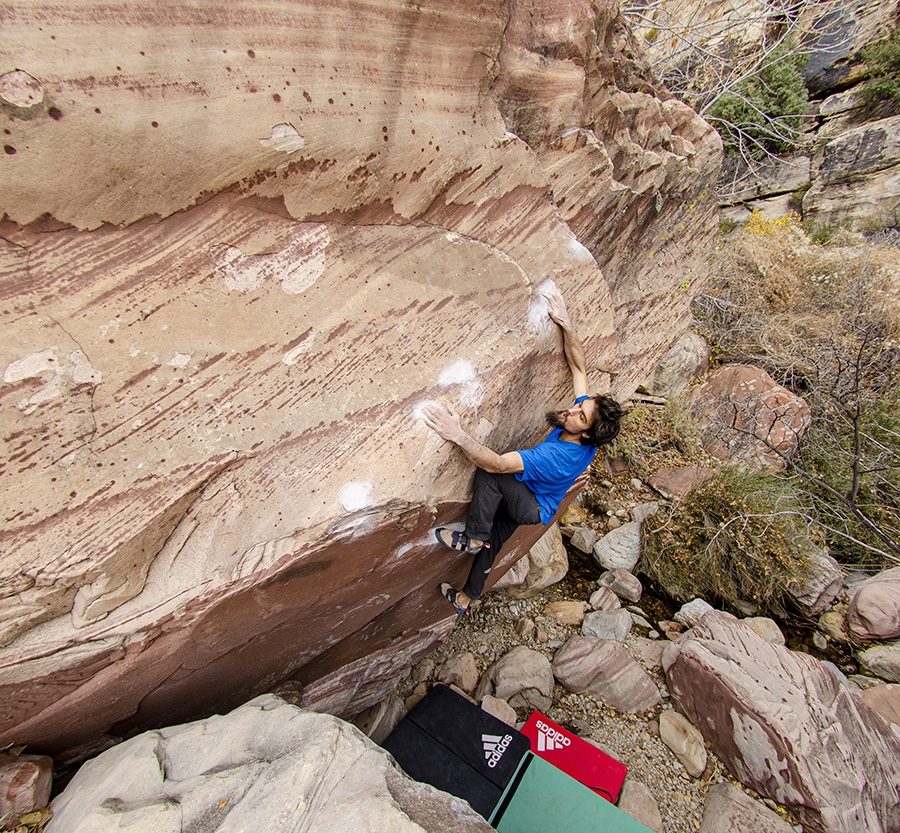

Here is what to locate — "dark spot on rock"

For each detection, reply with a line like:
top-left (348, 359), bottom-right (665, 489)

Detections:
top-left (272, 93), bottom-right (281, 103)
top-left (4, 145), bottom-right (16, 155)
top-left (303, 90), bottom-right (312, 102)
top-left (247, 49), bottom-right (256, 58)
top-left (328, 98), bottom-right (334, 104)
top-left (151, 121), bottom-right (159, 128)
top-left (94, 108), bottom-right (101, 114)
top-left (48, 107), bottom-right (63, 120)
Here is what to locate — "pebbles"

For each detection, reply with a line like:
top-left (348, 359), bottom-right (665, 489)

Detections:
top-left (395, 566), bottom-right (720, 833)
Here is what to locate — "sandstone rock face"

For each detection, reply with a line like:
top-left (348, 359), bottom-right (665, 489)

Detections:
top-left (0, 0), bottom-right (720, 758)
top-left (662, 611), bottom-right (900, 833)
top-left (803, 115), bottom-right (900, 231)
top-left (692, 364), bottom-right (812, 472)
top-left (44, 694), bottom-right (495, 833)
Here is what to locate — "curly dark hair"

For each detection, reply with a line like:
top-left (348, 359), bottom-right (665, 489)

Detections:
top-left (583, 394), bottom-right (624, 447)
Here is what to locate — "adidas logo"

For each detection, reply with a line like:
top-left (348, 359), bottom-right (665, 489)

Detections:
top-left (535, 719), bottom-right (572, 753)
top-left (482, 733), bottom-right (512, 768)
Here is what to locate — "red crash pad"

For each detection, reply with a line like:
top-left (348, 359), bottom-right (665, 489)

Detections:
top-left (521, 711), bottom-right (628, 803)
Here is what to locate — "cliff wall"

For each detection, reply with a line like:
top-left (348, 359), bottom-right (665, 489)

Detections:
top-left (0, 0), bottom-right (721, 759)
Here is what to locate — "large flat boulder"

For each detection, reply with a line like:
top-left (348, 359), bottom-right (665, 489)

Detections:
top-left (0, 0), bottom-right (720, 759)
top-left (662, 611), bottom-right (900, 833)
top-left (44, 694), bottom-right (495, 833)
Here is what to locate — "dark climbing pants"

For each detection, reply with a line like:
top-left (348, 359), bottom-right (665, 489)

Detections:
top-left (462, 468), bottom-right (542, 599)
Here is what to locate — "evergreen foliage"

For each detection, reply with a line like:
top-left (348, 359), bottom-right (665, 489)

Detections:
top-left (706, 43), bottom-right (809, 159)
top-left (857, 27), bottom-right (900, 116)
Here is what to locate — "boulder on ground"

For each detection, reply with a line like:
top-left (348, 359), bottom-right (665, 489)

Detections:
top-left (543, 601), bottom-right (585, 626)
top-left (662, 611), bottom-right (900, 833)
top-left (592, 522), bottom-right (642, 572)
top-left (859, 684), bottom-right (900, 727)
top-left (648, 466), bottom-right (713, 499)
top-left (552, 636), bottom-right (661, 713)
top-left (598, 569), bottom-right (643, 603)
top-left (474, 646), bottom-right (554, 704)
top-left (618, 779), bottom-right (663, 832)
top-left (857, 642), bottom-right (900, 683)
top-left (589, 586), bottom-right (622, 611)
top-left (786, 546), bottom-right (843, 617)
top-left (353, 695), bottom-right (407, 745)
top-left (848, 567), bottom-right (900, 641)
top-left (698, 782), bottom-right (796, 833)
top-left (0, 754), bottom-right (52, 830)
top-left (44, 694), bottom-right (494, 833)
top-left (582, 609), bottom-right (633, 642)
top-left (692, 365), bottom-right (811, 472)
top-left (743, 617), bottom-right (785, 646)
top-left (658, 710), bottom-right (706, 777)
top-left (505, 524), bottom-right (569, 599)
top-left (480, 695), bottom-right (517, 728)
top-left (674, 598), bottom-right (714, 628)
top-left (437, 652), bottom-right (479, 693)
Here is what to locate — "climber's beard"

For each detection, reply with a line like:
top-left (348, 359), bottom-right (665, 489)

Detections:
top-left (545, 410), bottom-right (566, 430)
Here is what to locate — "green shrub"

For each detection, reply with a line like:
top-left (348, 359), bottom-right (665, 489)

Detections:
top-left (603, 395), bottom-right (704, 480)
top-left (641, 467), bottom-right (813, 612)
top-left (706, 43), bottom-right (809, 158)
top-left (857, 27), bottom-right (900, 117)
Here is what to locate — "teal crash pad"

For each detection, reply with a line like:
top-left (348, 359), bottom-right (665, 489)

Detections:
top-left (490, 753), bottom-right (654, 833)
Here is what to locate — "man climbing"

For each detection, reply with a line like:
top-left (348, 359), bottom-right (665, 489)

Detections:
top-left (422, 286), bottom-right (623, 617)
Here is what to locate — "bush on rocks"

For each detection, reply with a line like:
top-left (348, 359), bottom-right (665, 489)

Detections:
top-left (641, 466), bottom-right (813, 614)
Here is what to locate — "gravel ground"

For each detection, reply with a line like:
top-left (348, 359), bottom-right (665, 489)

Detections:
top-left (395, 548), bottom-right (726, 833)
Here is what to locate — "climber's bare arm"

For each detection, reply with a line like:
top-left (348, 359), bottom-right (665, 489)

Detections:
top-left (421, 403), bottom-right (524, 474)
top-left (544, 287), bottom-right (589, 400)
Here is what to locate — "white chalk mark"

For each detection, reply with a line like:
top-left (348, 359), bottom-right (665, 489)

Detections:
top-left (527, 278), bottom-right (558, 334)
top-left (259, 123), bottom-right (306, 153)
top-left (438, 359), bottom-right (484, 408)
top-left (338, 482), bottom-right (375, 512)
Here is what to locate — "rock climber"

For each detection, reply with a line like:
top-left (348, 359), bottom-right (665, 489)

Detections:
top-left (422, 286), bottom-right (623, 617)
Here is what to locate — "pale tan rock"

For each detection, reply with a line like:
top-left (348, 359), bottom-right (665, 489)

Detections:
top-left (543, 600), bottom-right (585, 626)
top-left (505, 524), bottom-right (569, 599)
top-left (618, 779), bottom-right (663, 832)
top-left (480, 695), bottom-right (518, 728)
top-left (437, 652), bottom-right (479, 693)
top-left (45, 694), bottom-right (496, 833)
top-left (659, 710), bottom-right (707, 777)
top-left (744, 616), bottom-right (785, 646)
top-left (0, 0), bottom-right (720, 758)
top-left (699, 782), bottom-right (796, 833)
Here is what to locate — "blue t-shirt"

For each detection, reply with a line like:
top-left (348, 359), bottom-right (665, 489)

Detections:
top-left (515, 398), bottom-right (597, 524)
